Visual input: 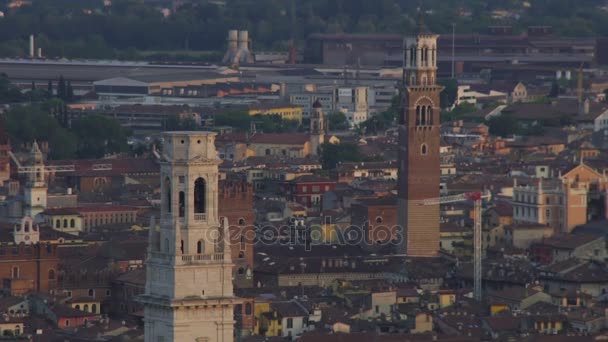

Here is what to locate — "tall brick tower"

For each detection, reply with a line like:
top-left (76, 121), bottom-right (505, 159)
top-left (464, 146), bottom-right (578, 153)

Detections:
top-left (397, 19), bottom-right (443, 257)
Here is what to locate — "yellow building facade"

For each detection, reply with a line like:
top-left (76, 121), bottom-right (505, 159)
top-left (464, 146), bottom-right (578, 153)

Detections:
top-left (43, 212), bottom-right (84, 236)
top-left (248, 105), bottom-right (303, 124)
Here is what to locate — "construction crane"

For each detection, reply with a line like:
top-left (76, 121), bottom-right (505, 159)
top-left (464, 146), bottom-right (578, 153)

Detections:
top-left (419, 190), bottom-right (492, 301)
top-left (8, 150), bottom-right (112, 175)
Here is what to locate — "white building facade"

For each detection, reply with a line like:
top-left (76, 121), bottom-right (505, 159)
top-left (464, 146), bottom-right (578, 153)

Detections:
top-left (139, 131), bottom-right (238, 342)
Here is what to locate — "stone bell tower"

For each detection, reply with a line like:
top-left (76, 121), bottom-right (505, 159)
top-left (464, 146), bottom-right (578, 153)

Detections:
top-left (139, 131), bottom-right (238, 342)
top-left (397, 17), bottom-right (443, 257)
top-left (309, 99), bottom-right (325, 156)
top-left (23, 141), bottom-right (47, 219)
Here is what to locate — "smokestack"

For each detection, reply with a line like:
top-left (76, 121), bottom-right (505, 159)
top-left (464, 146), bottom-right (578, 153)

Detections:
top-left (228, 30), bottom-right (238, 53)
top-left (223, 29), bottom-right (254, 66)
top-left (29, 35), bottom-right (34, 58)
top-left (238, 30), bottom-right (249, 51)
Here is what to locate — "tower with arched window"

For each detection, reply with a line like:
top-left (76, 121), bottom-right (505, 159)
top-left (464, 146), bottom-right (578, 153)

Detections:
top-left (139, 131), bottom-right (237, 342)
top-left (309, 99), bottom-right (326, 156)
top-left (23, 141), bottom-right (47, 218)
top-left (14, 216), bottom-right (39, 245)
top-left (397, 17), bottom-right (443, 257)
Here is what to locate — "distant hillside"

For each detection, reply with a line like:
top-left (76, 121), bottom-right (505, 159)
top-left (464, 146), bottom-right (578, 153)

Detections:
top-left (0, 0), bottom-right (606, 59)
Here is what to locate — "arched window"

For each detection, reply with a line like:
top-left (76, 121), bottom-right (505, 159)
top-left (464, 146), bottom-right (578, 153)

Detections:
top-left (265, 148), bottom-right (271, 156)
top-left (48, 269), bottom-right (55, 280)
top-left (178, 191), bottom-right (185, 218)
top-left (88, 289), bottom-right (94, 297)
top-left (75, 305), bottom-right (80, 310)
top-left (92, 304), bottom-right (97, 313)
top-left (245, 303), bottom-right (252, 315)
top-left (376, 217), bottom-right (383, 224)
top-left (420, 106), bottom-right (427, 126)
top-left (164, 177), bottom-right (172, 213)
top-left (70, 219), bottom-right (75, 228)
top-left (238, 251), bottom-right (245, 259)
top-left (415, 106), bottom-right (421, 126)
top-left (410, 47), bottom-right (415, 66)
top-left (428, 106), bottom-right (433, 125)
top-left (238, 267), bottom-right (245, 275)
top-left (194, 178), bottom-right (206, 214)
top-left (63, 219), bottom-right (68, 228)
top-left (421, 144), bottom-right (428, 156)
top-left (55, 220), bottom-right (60, 229)
top-left (197, 240), bottom-right (204, 254)
top-left (422, 47), bottom-right (427, 66)
top-left (238, 218), bottom-right (245, 226)
top-left (84, 304), bottom-right (89, 312)
top-left (11, 266), bottom-right (18, 279)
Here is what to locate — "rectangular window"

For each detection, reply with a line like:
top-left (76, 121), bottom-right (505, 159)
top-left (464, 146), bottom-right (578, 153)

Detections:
top-left (312, 186), bottom-right (320, 192)
top-left (375, 305), bottom-right (379, 314)
top-left (286, 318), bottom-right (293, 329)
top-left (302, 186), bottom-right (307, 193)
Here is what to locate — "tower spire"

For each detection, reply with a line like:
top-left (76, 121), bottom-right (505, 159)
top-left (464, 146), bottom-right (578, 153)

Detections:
top-left (415, 6), bottom-right (427, 35)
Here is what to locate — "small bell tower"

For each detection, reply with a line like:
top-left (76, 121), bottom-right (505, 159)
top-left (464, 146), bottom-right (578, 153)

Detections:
top-left (310, 99), bottom-right (326, 156)
top-left (14, 216), bottom-right (40, 245)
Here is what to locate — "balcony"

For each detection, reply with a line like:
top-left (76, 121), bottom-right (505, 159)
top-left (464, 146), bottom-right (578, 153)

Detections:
top-left (194, 213), bottom-right (207, 222)
top-left (181, 253), bottom-right (224, 264)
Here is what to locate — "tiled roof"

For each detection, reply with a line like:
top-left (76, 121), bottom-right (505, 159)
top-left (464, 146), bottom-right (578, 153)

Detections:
top-left (489, 287), bottom-right (540, 302)
top-left (114, 268), bottom-right (146, 286)
top-left (292, 175), bottom-right (334, 183)
top-left (48, 157), bottom-right (159, 177)
top-left (249, 133), bottom-right (310, 145)
top-left (536, 233), bottom-right (603, 250)
top-left (42, 205), bottom-right (138, 215)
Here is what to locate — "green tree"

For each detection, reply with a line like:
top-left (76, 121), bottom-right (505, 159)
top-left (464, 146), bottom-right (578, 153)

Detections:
top-left (163, 115), bottom-right (199, 131)
top-left (441, 102), bottom-right (477, 122)
top-left (57, 75), bottom-right (66, 100)
top-left (66, 81), bottom-right (74, 101)
top-left (71, 114), bottom-right (130, 158)
top-left (327, 112), bottom-right (349, 131)
top-left (549, 81), bottom-right (560, 98)
top-left (320, 142), bottom-right (362, 169)
top-left (3, 104), bottom-right (76, 159)
top-left (439, 79), bottom-right (458, 108)
top-left (487, 114), bottom-right (518, 137)
top-left (47, 80), bottom-right (53, 97)
top-left (0, 73), bottom-right (24, 103)
top-left (213, 109), bottom-right (251, 131)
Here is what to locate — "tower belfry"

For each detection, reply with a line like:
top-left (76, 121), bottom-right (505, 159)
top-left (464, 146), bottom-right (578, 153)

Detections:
top-left (139, 131), bottom-right (238, 342)
top-left (397, 17), bottom-right (443, 257)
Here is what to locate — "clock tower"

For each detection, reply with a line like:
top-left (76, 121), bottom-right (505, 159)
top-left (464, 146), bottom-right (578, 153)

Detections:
top-left (397, 20), bottom-right (443, 257)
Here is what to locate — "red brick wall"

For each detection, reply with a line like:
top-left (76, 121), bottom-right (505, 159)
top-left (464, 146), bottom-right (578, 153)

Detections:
top-left (219, 180), bottom-right (255, 288)
top-left (0, 243), bottom-right (59, 293)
